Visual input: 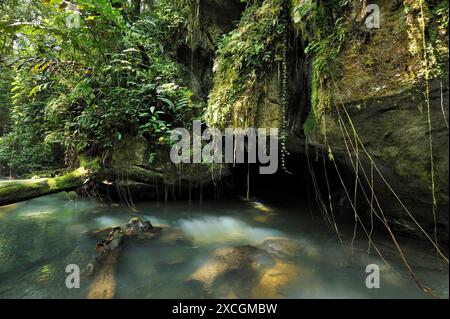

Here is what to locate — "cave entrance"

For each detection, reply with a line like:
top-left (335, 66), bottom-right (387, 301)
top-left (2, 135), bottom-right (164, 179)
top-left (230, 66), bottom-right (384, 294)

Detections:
top-left (227, 149), bottom-right (360, 224)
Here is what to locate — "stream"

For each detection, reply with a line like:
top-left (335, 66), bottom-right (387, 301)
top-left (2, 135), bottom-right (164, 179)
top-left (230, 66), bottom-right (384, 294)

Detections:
top-left (0, 193), bottom-right (448, 299)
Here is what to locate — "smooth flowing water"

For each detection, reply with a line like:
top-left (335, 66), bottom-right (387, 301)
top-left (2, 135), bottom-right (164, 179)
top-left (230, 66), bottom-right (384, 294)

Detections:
top-left (0, 193), bottom-right (448, 299)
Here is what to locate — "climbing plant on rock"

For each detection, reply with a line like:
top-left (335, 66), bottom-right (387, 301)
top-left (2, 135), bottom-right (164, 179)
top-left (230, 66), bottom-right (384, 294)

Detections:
top-left (205, 0), bottom-right (287, 130)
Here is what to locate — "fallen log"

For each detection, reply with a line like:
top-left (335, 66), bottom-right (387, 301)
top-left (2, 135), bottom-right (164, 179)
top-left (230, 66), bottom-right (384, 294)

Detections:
top-left (86, 217), bottom-right (163, 299)
top-left (87, 226), bottom-right (124, 299)
top-left (0, 167), bottom-right (92, 206)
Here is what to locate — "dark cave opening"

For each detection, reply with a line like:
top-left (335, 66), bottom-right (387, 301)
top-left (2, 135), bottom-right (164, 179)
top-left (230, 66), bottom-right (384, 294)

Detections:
top-left (227, 149), bottom-right (361, 223)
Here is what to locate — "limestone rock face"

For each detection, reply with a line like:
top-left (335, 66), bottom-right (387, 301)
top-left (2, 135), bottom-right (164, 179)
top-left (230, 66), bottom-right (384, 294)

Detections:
top-left (178, 0), bottom-right (449, 240)
top-left (111, 134), bottom-right (148, 167)
top-left (289, 0), bottom-right (449, 241)
top-left (176, 0), bottom-right (246, 100)
top-left (187, 0), bottom-right (246, 53)
top-left (304, 80), bottom-right (449, 241)
top-left (101, 135), bottom-right (230, 201)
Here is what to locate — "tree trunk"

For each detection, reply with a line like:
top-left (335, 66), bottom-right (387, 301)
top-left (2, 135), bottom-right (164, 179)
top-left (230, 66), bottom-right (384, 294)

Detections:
top-left (0, 167), bottom-right (92, 206)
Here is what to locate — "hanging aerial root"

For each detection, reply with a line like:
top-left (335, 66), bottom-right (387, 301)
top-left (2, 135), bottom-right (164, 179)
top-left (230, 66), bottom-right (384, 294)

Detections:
top-left (323, 76), bottom-right (448, 296)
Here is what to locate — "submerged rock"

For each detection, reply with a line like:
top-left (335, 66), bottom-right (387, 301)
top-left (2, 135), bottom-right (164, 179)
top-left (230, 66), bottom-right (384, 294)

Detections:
top-left (261, 237), bottom-right (302, 259)
top-left (251, 261), bottom-right (300, 299)
top-left (186, 245), bottom-right (265, 293)
top-left (186, 238), bottom-right (306, 297)
top-left (85, 217), bottom-right (193, 299)
top-left (157, 227), bottom-right (191, 245)
top-left (64, 246), bottom-right (95, 277)
top-left (261, 237), bottom-right (318, 259)
top-left (87, 227), bottom-right (124, 299)
top-left (125, 217), bottom-right (153, 234)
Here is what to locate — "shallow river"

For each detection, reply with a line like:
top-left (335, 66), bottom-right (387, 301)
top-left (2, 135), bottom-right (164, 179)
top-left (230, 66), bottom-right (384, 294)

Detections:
top-left (0, 193), bottom-right (448, 299)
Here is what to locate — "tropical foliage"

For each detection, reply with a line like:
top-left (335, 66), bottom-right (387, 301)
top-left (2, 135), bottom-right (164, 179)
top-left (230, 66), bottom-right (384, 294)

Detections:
top-left (0, 0), bottom-right (198, 175)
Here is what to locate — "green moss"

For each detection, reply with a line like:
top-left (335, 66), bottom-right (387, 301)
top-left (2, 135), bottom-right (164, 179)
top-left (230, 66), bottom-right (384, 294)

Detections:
top-left (292, 0), bottom-right (350, 133)
top-left (333, 0), bottom-right (448, 104)
top-left (47, 167), bottom-right (90, 190)
top-left (395, 0), bottom-right (448, 85)
top-left (205, 0), bottom-right (287, 129)
top-left (79, 155), bottom-right (101, 172)
top-left (303, 111), bottom-right (317, 135)
top-left (0, 167), bottom-right (93, 206)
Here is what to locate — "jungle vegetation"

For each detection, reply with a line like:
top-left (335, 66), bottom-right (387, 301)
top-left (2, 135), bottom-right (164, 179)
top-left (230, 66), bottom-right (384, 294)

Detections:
top-left (1, 0), bottom-right (447, 179)
top-left (0, 0), bottom-right (200, 177)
